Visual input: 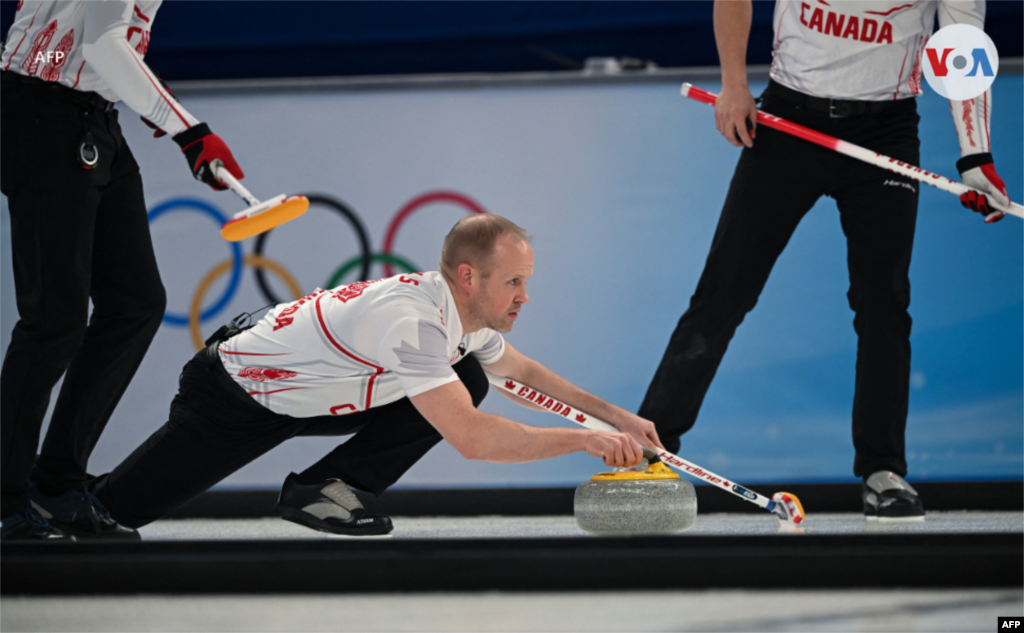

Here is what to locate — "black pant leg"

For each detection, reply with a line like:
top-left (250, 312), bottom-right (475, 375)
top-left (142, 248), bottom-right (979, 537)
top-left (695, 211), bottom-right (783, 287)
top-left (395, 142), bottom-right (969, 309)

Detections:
top-left (35, 111), bottom-right (167, 494)
top-left (831, 104), bottom-right (920, 478)
top-left (637, 104), bottom-right (830, 453)
top-left (296, 355), bottom-right (490, 496)
top-left (93, 354), bottom-right (300, 528)
top-left (0, 87), bottom-right (111, 516)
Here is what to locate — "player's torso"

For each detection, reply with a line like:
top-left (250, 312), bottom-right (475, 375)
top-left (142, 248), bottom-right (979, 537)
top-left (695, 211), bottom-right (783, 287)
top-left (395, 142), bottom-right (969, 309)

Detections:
top-left (220, 272), bottom-right (468, 417)
top-left (2, 0), bottom-right (160, 98)
top-left (771, 0), bottom-right (938, 100)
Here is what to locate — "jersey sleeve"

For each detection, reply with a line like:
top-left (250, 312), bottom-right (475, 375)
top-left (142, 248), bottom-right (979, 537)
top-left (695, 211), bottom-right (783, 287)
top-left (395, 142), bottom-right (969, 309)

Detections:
top-left (466, 329), bottom-right (505, 365)
top-left (938, 1), bottom-right (991, 157)
top-left (377, 316), bottom-right (460, 399)
top-left (82, 0), bottom-right (199, 135)
top-left (949, 89), bottom-right (991, 156)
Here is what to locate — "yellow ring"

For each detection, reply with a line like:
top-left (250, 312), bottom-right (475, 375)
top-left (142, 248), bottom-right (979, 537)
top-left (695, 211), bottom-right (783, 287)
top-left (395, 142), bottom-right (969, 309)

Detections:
top-left (189, 254), bottom-right (304, 351)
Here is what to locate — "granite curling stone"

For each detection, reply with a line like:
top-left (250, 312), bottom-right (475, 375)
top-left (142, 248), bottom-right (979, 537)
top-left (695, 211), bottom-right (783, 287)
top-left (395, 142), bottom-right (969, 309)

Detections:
top-left (574, 461), bottom-right (697, 536)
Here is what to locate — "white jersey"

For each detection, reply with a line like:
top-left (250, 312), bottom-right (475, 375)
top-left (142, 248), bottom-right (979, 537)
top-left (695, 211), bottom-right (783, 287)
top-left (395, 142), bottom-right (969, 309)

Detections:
top-left (770, 0), bottom-right (985, 101)
top-left (770, 0), bottom-right (991, 156)
top-left (2, 0), bottom-right (199, 135)
top-left (219, 272), bottom-right (506, 419)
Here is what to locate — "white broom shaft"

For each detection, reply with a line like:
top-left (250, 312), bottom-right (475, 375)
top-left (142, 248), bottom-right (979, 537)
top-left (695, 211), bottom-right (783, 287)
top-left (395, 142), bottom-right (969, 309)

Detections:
top-left (681, 83), bottom-right (1024, 219)
top-left (486, 373), bottom-right (773, 510)
top-left (214, 162), bottom-right (260, 207)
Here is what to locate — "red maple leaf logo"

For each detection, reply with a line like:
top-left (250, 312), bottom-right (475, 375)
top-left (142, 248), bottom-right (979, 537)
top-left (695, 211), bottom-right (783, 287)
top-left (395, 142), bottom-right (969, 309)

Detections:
top-left (505, 380), bottom-right (515, 390)
top-left (575, 414), bottom-right (587, 423)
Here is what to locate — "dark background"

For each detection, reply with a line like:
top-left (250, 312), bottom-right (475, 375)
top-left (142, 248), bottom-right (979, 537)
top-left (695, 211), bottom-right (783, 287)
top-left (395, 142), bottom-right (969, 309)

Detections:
top-left (2, 1), bottom-right (1021, 81)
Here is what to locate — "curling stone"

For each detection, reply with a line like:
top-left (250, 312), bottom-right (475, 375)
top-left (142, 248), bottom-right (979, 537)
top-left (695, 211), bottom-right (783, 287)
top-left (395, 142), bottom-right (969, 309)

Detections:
top-left (574, 460), bottom-right (697, 536)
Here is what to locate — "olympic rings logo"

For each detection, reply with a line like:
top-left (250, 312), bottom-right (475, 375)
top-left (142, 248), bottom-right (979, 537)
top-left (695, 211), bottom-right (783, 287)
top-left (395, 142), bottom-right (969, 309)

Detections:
top-left (147, 190), bottom-right (487, 350)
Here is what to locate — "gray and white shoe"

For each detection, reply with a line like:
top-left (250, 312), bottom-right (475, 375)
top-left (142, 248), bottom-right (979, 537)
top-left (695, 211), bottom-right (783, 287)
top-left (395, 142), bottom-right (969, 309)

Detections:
top-left (863, 471), bottom-right (925, 521)
top-left (274, 473), bottom-right (393, 537)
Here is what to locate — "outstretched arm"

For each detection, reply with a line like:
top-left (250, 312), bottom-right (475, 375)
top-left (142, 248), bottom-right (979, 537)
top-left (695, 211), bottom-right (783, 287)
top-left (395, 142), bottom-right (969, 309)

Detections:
top-left (485, 342), bottom-right (664, 450)
top-left (409, 380), bottom-right (642, 467)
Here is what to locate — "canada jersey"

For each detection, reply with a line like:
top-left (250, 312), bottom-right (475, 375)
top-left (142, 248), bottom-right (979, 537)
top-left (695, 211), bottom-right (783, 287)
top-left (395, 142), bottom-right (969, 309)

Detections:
top-left (219, 272), bottom-right (506, 418)
top-left (770, 1), bottom-right (985, 101)
top-left (2, 0), bottom-right (199, 135)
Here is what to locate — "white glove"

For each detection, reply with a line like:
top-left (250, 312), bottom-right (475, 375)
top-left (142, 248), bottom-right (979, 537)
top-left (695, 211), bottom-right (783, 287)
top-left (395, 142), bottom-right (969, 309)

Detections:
top-left (957, 153), bottom-right (1010, 223)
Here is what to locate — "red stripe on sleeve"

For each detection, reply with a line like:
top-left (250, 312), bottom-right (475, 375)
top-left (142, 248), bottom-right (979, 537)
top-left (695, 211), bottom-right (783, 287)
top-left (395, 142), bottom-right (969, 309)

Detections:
top-left (121, 39), bottom-right (191, 129)
top-left (70, 60), bottom-right (86, 88)
top-left (983, 91), bottom-right (990, 149)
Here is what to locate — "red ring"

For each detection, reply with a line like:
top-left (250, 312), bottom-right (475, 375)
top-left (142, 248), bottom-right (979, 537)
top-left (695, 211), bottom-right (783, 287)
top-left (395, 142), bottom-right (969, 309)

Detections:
top-left (381, 191), bottom-right (487, 277)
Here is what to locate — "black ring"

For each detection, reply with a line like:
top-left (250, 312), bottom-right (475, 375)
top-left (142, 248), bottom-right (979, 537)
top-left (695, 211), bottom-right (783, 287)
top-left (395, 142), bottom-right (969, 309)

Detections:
top-left (253, 194), bottom-right (372, 305)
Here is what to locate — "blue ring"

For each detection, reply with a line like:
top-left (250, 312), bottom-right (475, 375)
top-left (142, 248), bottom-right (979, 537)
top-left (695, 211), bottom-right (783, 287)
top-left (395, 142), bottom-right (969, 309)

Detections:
top-left (148, 198), bottom-right (242, 326)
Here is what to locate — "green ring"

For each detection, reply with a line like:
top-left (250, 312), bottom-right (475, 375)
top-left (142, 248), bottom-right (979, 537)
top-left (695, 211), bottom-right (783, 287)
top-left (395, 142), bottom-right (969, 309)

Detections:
top-left (326, 253), bottom-right (420, 288)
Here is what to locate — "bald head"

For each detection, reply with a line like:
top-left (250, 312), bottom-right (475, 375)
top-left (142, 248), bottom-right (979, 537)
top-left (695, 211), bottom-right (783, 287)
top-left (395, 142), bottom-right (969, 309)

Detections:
top-left (440, 214), bottom-right (532, 282)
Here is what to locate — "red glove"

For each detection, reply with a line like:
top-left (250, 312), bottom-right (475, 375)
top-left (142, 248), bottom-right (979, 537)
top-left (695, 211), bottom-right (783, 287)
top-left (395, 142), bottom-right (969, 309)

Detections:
top-left (172, 123), bottom-right (244, 191)
top-left (957, 153), bottom-right (1010, 224)
top-left (140, 76), bottom-right (176, 139)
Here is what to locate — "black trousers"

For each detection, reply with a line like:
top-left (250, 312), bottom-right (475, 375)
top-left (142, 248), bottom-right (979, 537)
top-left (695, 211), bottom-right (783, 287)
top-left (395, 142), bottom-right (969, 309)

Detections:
top-left (639, 81), bottom-right (920, 479)
top-left (94, 349), bottom-right (489, 528)
top-left (0, 73), bottom-right (167, 517)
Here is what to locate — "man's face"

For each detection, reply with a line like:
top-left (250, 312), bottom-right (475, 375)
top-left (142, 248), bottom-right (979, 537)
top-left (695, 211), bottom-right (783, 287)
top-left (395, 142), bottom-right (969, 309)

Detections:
top-left (469, 236), bottom-right (533, 333)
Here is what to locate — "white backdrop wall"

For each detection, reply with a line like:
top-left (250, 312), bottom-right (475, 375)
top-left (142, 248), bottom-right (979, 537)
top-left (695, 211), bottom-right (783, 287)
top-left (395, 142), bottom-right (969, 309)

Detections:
top-left (2, 73), bottom-right (1022, 488)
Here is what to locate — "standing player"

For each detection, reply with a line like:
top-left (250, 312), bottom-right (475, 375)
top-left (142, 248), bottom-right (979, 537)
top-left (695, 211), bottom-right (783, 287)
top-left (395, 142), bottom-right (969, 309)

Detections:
top-left (640, 0), bottom-right (1012, 520)
top-left (1, 0), bottom-right (244, 541)
top-left (91, 215), bottom-right (662, 536)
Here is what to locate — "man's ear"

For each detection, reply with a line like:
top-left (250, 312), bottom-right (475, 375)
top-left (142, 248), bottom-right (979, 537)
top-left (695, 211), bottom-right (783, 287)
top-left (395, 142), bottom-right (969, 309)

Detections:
top-left (457, 262), bottom-right (476, 294)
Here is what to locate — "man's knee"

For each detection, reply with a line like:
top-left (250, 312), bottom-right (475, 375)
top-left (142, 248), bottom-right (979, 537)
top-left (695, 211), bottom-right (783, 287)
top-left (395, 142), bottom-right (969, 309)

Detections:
top-left (12, 310), bottom-right (88, 356)
top-left (97, 281), bottom-right (167, 331)
top-left (846, 274), bottom-right (911, 317)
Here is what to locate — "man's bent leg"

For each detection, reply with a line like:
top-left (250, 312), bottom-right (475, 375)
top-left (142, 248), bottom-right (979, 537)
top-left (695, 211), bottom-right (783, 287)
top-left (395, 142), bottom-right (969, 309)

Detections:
top-left (296, 355), bottom-right (490, 495)
top-left (93, 352), bottom-right (299, 528)
top-left (638, 110), bottom-right (827, 453)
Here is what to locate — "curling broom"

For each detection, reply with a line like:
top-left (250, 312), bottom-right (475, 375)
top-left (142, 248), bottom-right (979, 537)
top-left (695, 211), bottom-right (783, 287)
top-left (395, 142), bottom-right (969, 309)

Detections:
top-left (215, 162), bottom-right (310, 241)
top-left (486, 373), bottom-right (806, 525)
top-left (680, 83), bottom-right (1024, 219)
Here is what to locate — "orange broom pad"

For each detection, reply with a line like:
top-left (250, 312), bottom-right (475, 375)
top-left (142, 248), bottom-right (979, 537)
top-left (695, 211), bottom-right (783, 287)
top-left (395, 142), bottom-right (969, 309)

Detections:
top-left (220, 195), bottom-right (309, 242)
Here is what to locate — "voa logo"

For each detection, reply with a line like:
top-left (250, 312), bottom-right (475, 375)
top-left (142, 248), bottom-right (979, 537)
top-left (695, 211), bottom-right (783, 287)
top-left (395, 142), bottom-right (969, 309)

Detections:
top-left (922, 23), bottom-right (999, 100)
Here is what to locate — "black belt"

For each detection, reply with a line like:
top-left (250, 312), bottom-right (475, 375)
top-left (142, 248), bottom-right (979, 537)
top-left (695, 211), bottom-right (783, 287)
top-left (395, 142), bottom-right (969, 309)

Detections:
top-left (1, 70), bottom-right (115, 112)
top-left (766, 79), bottom-right (909, 118)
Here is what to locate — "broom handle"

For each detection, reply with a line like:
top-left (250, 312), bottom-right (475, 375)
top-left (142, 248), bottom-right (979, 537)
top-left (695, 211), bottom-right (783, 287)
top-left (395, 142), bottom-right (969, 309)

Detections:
top-left (680, 83), bottom-right (1024, 219)
top-left (213, 161), bottom-right (260, 207)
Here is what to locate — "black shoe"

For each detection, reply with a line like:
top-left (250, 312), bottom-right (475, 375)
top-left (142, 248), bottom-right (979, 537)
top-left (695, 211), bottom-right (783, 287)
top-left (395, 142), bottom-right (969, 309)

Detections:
top-left (274, 472), bottom-right (393, 537)
top-left (863, 471), bottom-right (926, 521)
top-left (31, 487), bottom-right (140, 540)
top-left (1, 507), bottom-right (76, 542)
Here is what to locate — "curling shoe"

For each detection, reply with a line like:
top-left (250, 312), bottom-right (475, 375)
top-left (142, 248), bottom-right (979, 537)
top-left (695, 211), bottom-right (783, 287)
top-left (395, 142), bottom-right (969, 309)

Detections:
top-left (30, 486), bottom-right (140, 540)
top-left (863, 471), bottom-right (925, 521)
top-left (1, 506), bottom-right (76, 542)
top-left (275, 472), bottom-right (394, 537)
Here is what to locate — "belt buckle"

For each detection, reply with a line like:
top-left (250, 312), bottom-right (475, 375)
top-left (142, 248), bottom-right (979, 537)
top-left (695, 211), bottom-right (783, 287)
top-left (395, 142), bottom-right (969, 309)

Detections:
top-left (829, 99), bottom-right (842, 119)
